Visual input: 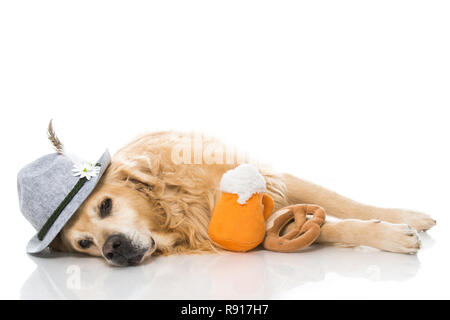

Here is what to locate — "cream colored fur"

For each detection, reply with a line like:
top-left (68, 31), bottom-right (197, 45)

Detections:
top-left (52, 131), bottom-right (436, 262)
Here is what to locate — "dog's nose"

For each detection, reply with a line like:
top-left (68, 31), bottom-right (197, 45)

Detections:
top-left (102, 234), bottom-right (145, 266)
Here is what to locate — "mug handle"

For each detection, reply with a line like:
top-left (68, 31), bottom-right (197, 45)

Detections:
top-left (262, 194), bottom-right (274, 220)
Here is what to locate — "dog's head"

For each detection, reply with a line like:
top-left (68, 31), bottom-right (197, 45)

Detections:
top-left (50, 152), bottom-right (218, 266)
top-left (45, 127), bottom-right (219, 266)
top-left (50, 176), bottom-right (160, 266)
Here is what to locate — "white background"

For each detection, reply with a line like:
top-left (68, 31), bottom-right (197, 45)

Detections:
top-left (0, 1), bottom-right (449, 299)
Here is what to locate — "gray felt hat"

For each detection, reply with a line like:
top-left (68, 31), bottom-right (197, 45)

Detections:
top-left (18, 150), bottom-right (111, 253)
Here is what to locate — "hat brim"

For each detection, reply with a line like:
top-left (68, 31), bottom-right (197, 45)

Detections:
top-left (26, 150), bottom-right (111, 254)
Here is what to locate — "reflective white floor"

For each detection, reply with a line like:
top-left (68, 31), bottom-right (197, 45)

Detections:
top-left (17, 228), bottom-right (446, 300)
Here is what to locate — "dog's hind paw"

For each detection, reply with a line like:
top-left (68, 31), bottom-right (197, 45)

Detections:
top-left (396, 210), bottom-right (437, 232)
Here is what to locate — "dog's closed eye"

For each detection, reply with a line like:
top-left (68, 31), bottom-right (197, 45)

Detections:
top-left (99, 198), bottom-right (112, 218)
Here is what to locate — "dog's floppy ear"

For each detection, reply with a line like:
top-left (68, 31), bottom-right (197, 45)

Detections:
top-left (108, 153), bottom-right (217, 251)
top-left (122, 169), bottom-right (156, 194)
top-left (109, 156), bottom-right (163, 197)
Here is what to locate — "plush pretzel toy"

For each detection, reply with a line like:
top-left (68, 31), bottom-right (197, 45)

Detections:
top-left (263, 204), bottom-right (326, 252)
top-left (208, 164), bottom-right (326, 253)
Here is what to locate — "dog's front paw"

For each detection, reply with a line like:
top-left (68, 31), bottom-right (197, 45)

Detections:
top-left (377, 223), bottom-right (422, 254)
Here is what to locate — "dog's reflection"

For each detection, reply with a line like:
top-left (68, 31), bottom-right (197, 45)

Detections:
top-left (21, 244), bottom-right (422, 299)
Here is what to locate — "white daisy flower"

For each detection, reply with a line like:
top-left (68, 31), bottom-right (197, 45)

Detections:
top-left (72, 162), bottom-right (100, 180)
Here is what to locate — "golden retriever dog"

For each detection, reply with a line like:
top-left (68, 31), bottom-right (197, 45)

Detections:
top-left (50, 131), bottom-right (436, 266)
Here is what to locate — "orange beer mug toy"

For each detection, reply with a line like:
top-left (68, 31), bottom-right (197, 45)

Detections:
top-left (208, 164), bottom-right (326, 253)
top-left (208, 164), bottom-right (274, 252)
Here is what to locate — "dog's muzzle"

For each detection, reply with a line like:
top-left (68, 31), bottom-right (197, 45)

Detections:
top-left (102, 234), bottom-right (153, 266)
